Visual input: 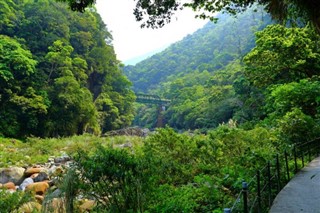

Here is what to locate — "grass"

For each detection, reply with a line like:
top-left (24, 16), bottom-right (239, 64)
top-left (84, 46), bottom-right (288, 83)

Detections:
top-left (0, 134), bottom-right (145, 167)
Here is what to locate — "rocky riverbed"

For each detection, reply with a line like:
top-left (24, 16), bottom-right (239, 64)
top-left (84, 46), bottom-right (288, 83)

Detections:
top-left (0, 154), bottom-right (95, 212)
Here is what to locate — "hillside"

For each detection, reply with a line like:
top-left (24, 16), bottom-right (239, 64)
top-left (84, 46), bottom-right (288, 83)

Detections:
top-left (124, 7), bottom-right (272, 93)
top-left (0, 0), bottom-right (135, 138)
top-left (124, 7), bottom-right (273, 129)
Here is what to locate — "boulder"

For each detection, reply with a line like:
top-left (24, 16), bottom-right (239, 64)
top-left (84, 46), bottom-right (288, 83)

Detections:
top-left (54, 155), bottom-right (71, 164)
top-left (24, 167), bottom-right (43, 176)
top-left (2, 182), bottom-right (16, 191)
top-left (0, 167), bottom-right (25, 184)
top-left (19, 177), bottom-right (34, 191)
top-left (30, 173), bottom-right (39, 179)
top-left (26, 181), bottom-right (49, 195)
top-left (33, 172), bottom-right (49, 182)
top-left (50, 188), bottom-right (62, 198)
top-left (48, 165), bottom-right (64, 176)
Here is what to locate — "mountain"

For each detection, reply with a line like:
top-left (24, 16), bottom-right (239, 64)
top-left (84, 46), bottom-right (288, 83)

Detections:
top-left (123, 7), bottom-right (274, 129)
top-left (123, 7), bottom-right (272, 93)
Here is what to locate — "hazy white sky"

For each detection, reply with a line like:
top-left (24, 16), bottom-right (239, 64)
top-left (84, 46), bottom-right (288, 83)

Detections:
top-left (96, 0), bottom-right (207, 63)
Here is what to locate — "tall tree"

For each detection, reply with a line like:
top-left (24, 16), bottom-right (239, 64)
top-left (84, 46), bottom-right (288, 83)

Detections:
top-left (0, 35), bottom-right (48, 137)
top-left (44, 40), bottom-right (99, 136)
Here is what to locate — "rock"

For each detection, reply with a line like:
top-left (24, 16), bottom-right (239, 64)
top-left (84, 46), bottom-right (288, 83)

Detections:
top-left (19, 177), bottom-right (34, 191)
top-left (104, 127), bottom-right (150, 137)
top-left (50, 188), bottom-right (62, 198)
top-left (79, 200), bottom-right (96, 212)
top-left (0, 167), bottom-right (25, 184)
top-left (116, 142), bottom-right (133, 149)
top-left (30, 173), bottom-right (39, 179)
top-left (140, 127), bottom-right (150, 136)
top-left (48, 165), bottom-right (64, 176)
top-left (35, 195), bottom-right (44, 203)
top-left (48, 156), bottom-right (55, 163)
top-left (54, 155), bottom-right (71, 164)
top-left (33, 172), bottom-right (49, 182)
top-left (24, 167), bottom-right (43, 176)
top-left (26, 181), bottom-right (49, 195)
top-left (2, 182), bottom-right (16, 191)
top-left (18, 202), bottom-right (42, 213)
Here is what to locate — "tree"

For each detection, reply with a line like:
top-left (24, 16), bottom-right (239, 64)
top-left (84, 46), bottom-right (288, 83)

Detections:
top-left (0, 35), bottom-right (48, 137)
top-left (0, 0), bottom-right (21, 36)
top-left (0, 0), bottom-right (135, 137)
top-left (45, 40), bottom-right (74, 83)
top-left (57, 0), bottom-right (320, 31)
top-left (266, 78), bottom-right (320, 117)
top-left (44, 40), bottom-right (99, 136)
top-left (244, 24), bottom-right (320, 88)
top-left (47, 75), bottom-right (99, 136)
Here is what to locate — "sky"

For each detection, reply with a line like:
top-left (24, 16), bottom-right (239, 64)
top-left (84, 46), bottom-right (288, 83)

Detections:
top-left (96, 0), bottom-right (207, 64)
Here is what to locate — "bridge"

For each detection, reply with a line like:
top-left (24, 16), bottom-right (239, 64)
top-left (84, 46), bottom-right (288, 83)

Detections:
top-left (135, 93), bottom-right (171, 106)
top-left (135, 93), bottom-right (171, 127)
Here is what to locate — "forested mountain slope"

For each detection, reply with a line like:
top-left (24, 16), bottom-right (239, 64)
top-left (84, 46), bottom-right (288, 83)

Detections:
top-left (124, 7), bottom-right (274, 129)
top-left (124, 8), bottom-right (272, 93)
top-left (0, 0), bottom-right (135, 138)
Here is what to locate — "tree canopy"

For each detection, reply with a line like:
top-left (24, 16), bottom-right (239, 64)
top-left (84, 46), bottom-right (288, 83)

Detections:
top-left (0, 0), bottom-right (135, 138)
top-left (57, 0), bottom-right (320, 31)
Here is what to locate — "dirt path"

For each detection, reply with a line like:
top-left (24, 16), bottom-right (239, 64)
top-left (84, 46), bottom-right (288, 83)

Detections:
top-left (269, 156), bottom-right (320, 213)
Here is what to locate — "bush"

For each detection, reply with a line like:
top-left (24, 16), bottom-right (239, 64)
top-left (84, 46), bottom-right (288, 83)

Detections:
top-left (0, 190), bottom-right (34, 212)
top-left (74, 146), bottom-right (143, 212)
top-left (277, 108), bottom-right (320, 144)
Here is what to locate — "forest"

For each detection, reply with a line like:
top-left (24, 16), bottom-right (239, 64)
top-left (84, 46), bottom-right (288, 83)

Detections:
top-left (1, 0), bottom-right (320, 212)
top-left (0, 0), bottom-right (135, 138)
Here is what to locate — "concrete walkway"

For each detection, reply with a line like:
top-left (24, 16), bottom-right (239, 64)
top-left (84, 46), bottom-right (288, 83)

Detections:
top-left (269, 156), bottom-right (320, 213)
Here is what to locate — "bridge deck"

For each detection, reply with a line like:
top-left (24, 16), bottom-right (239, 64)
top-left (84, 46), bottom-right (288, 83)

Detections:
top-left (135, 93), bottom-right (171, 105)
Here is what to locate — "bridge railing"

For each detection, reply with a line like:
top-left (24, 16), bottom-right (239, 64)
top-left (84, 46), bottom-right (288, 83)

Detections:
top-left (135, 93), bottom-right (171, 105)
top-left (224, 138), bottom-right (320, 213)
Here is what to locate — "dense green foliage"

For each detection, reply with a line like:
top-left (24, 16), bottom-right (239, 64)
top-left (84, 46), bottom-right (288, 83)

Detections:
top-left (60, 126), bottom-right (279, 212)
top-left (0, 190), bottom-right (34, 212)
top-left (134, 0), bottom-right (320, 32)
top-left (2, 0), bottom-right (320, 212)
top-left (126, 8), bottom-right (320, 145)
top-left (57, 0), bottom-right (320, 32)
top-left (0, 0), bottom-right (135, 138)
top-left (74, 147), bottom-right (142, 212)
top-left (126, 8), bottom-right (271, 129)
